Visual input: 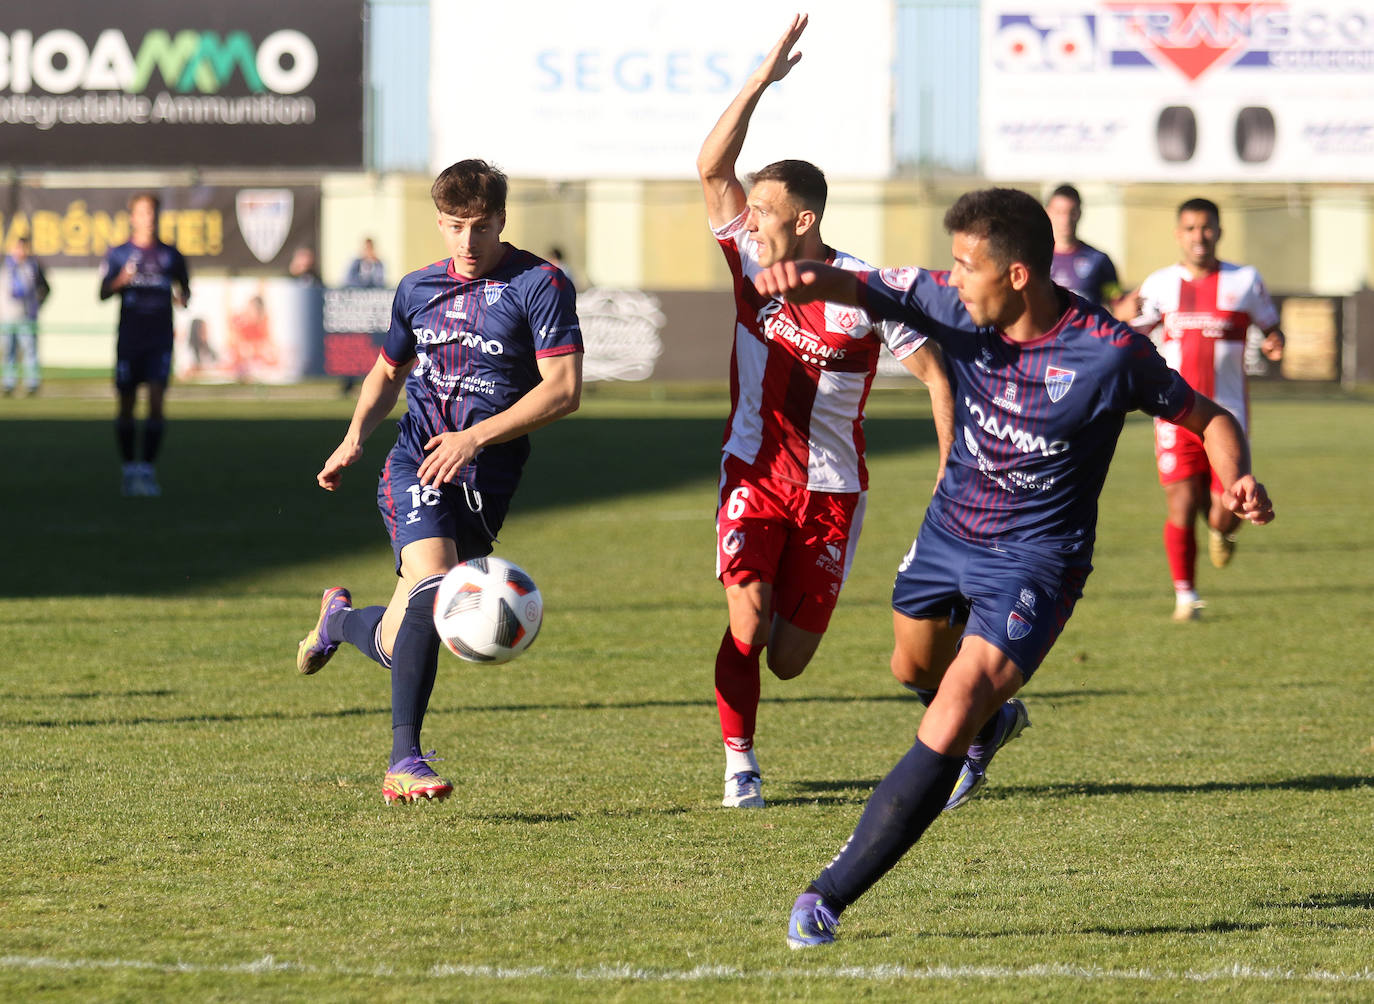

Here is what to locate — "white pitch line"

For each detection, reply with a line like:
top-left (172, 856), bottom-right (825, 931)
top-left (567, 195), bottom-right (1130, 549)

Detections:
top-left (4, 955), bottom-right (1374, 984)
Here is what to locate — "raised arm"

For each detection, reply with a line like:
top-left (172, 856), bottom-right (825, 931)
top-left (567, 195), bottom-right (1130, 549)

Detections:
top-left (1175, 393), bottom-right (1275, 526)
top-left (696, 14), bottom-right (808, 229)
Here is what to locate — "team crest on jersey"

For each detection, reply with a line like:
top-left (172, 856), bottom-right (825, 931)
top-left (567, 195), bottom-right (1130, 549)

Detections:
top-left (722, 529), bottom-right (744, 556)
top-left (879, 266), bottom-right (919, 291)
top-left (1045, 366), bottom-right (1076, 403)
top-left (826, 306), bottom-right (861, 335)
top-left (483, 282), bottom-right (507, 305)
top-left (1007, 610), bottom-right (1033, 641)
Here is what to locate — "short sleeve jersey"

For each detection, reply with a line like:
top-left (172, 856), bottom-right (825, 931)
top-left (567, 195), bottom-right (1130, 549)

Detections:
top-left (99, 241), bottom-right (189, 353)
top-left (1135, 261), bottom-right (1277, 434)
top-left (381, 246), bottom-right (582, 494)
top-left (1050, 241), bottom-right (1119, 305)
top-left (714, 211), bottom-right (927, 492)
top-left (859, 267), bottom-right (1195, 557)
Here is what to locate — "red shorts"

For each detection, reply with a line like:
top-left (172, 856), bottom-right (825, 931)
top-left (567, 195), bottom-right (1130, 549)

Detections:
top-left (715, 454), bottom-right (864, 633)
top-left (1154, 418), bottom-right (1222, 493)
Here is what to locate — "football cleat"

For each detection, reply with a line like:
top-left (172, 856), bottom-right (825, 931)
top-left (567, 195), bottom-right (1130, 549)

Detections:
top-left (383, 751), bottom-right (453, 804)
top-left (786, 893), bottom-right (840, 949)
top-left (296, 587), bottom-right (353, 674)
top-left (121, 464), bottom-right (140, 497)
top-left (1208, 528), bottom-right (1237, 568)
top-left (722, 770), bottom-right (764, 808)
top-left (1172, 597), bottom-right (1205, 622)
top-left (944, 698), bottom-right (1030, 811)
top-left (139, 464), bottom-right (161, 498)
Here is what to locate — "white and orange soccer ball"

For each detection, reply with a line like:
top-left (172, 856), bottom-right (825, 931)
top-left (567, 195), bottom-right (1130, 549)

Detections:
top-left (432, 557), bottom-right (543, 664)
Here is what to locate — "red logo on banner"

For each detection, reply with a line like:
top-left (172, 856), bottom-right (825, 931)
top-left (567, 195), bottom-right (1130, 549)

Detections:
top-left (1107, 1), bottom-right (1277, 81)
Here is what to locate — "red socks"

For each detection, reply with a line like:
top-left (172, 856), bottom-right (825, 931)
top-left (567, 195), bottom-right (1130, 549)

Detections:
top-left (714, 628), bottom-right (763, 750)
top-left (1163, 521), bottom-right (1196, 591)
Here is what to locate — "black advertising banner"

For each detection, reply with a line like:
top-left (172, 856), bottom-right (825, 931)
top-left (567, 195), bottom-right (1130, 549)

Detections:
top-left (0, 185), bottom-right (320, 269)
top-left (0, 1), bottom-right (363, 168)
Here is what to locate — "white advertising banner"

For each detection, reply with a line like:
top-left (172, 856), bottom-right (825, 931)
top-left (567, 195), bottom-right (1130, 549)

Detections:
top-left (428, 1), bottom-right (893, 180)
top-left (981, 2), bottom-right (1374, 181)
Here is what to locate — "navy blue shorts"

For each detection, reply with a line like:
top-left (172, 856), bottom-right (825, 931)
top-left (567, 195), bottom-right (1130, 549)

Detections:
top-left (891, 518), bottom-right (1092, 681)
top-left (377, 445), bottom-right (512, 572)
top-left (115, 347), bottom-right (173, 390)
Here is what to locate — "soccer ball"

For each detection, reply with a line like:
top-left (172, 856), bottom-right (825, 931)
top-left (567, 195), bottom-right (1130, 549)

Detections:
top-left (432, 556), bottom-right (543, 664)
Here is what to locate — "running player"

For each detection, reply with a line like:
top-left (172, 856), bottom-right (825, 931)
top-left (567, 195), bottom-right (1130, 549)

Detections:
top-left (752, 188), bottom-right (1275, 947)
top-left (1116, 197), bottom-right (1284, 620)
top-left (98, 193), bottom-right (190, 497)
top-left (697, 14), bottom-right (954, 809)
top-left (1046, 184), bottom-right (1122, 307)
top-left (295, 160), bottom-right (583, 804)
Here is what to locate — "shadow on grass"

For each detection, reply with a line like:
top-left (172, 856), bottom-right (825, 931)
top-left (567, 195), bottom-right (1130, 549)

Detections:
top-left (0, 411), bottom-right (940, 599)
top-left (993, 774), bottom-right (1373, 799)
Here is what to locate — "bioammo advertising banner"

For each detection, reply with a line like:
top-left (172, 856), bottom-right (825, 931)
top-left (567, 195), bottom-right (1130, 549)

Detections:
top-left (982, 2), bottom-right (1374, 181)
top-left (428, 0), bottom-right (894, 180)
top-left (0, 0), bottom-right (363, 168)
top-left (0, 185), bottom-right (320, 269)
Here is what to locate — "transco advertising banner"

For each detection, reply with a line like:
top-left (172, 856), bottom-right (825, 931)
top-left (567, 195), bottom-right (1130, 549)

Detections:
top-left (429, 0), bottom-right (894, 180)
top-left (0, 1), bottom-right (364, 167)
top-left (981, 2), bottom-right (1374, 181)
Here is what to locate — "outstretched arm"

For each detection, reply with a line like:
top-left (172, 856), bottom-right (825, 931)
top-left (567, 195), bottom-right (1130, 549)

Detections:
top-left (696, 14), bottom-right (808, 229)
top-left (316, 353), bottom-right (414, 491)
top-left (1176, 394), bottom-right (1275, 526)
top-left (753, 259), bottom-right (862, 306)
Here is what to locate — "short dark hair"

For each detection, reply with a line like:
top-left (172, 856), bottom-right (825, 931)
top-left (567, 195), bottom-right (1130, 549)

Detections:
top-left (747, 159), bottom-right (827, 216)
top-left (1049, 184), bottom-right (1081, 205)
top-left (431, 159), bottom-right (508, 217)
top-left (943, 188), bottom-right (1054, 277)
top-left (1178, 197), bottom-right (1220, 223)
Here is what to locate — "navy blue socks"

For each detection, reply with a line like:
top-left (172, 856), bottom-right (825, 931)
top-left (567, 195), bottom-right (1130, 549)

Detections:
top-left (328, 605), bottom-right (387, 667)
top-left (810, 736), bottom-right (962, 911)
top-left (388, 575), bottom-right (443, 764)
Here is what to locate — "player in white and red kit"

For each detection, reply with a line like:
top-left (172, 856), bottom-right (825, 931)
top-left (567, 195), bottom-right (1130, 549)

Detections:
top-left (1120, 198), bottom-right (1284, 620)
top-left (697, 15), bottom-right (953, 809)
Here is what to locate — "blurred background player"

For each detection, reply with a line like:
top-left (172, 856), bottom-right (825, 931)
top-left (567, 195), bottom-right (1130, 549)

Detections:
top-left (752, 187), bottom-right (1276, 948)
top-left (697, 14), bottom-right (953, 810)
top-left (343, 236), bottom-right (387, 289)
top-left (1046, 184), bottom-right (1122, 307)
top-left (1116, 197), bottom-right (1285, 621)
top-left (0, 236), bottom-right (49, 396)
top-left (98, 192), bottom-right (190, 497)
top-left (295, 159), bottom-right (583, 805)
top-left (287, 245), bottom-right (323, 287)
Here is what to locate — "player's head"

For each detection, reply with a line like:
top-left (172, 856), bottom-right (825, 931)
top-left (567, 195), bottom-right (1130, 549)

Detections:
top-left (943, 188), bottom-right (1053, 327)
top-left (1045, 184), bottom-right (1082, 245)
top-left (745, 159), bottom-right (826, 267)
top-left (128, 192), bottom-right (160, 241)
top-left (1175, 197), bottom-right (1221, 272)
top-left (8, 235), bottom-right (29, 259)
top-left (432, 160), bottom-right (509, 280)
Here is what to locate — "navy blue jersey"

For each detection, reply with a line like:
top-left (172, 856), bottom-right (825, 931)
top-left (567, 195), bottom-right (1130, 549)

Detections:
top-left (99, 241), bottom-right (189, 354)
top-left (1050, 241), bottom-right (1118, 305)
top-left (381, 246), bottom-right (582, 494)
top-left (860, 268), bottom-right (1194, 556)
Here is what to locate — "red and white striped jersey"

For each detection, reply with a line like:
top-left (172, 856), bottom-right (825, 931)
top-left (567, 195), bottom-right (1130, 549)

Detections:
top-left (1136, 261), bottom-right (1278, 433)
top-left (714, 211), bottom-right (926, 492)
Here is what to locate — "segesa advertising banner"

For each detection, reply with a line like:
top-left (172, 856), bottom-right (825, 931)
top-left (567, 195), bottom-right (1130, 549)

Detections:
top-left (0, 0), bottom-right (363, 168)
top-left (981, 2), bottom-right (1374, 181)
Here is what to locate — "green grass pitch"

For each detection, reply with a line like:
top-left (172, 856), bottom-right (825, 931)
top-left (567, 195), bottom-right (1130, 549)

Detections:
top-left (0, 380), bottom-right (1371, 1002)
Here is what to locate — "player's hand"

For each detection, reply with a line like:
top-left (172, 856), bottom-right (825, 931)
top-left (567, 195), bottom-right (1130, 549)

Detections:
top-left (753, 260), bottom-right (823, 303)
top-left (1220, 474), bottom-right (1275, 526)
top-left (1111, 290), bottom-right (1142, 323)
top-left (317, 439), bottom-right (363, 491)
top-left (1261, 331), bottom-right (1284, 362)
top-left (754, 14), bottom-right (808, 86)
top-left (175, 289), bottom-right (190, 308)
top-left (418, 431), bottom-right (481, 486)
